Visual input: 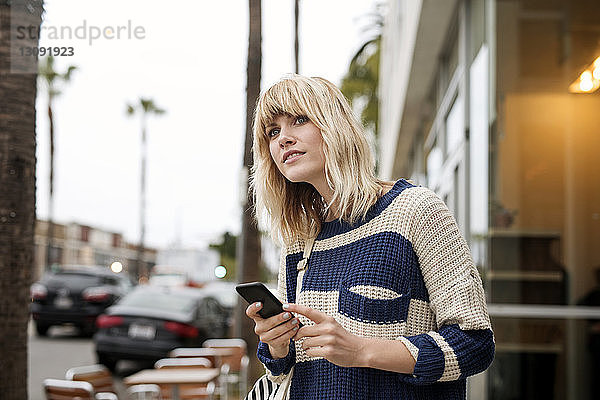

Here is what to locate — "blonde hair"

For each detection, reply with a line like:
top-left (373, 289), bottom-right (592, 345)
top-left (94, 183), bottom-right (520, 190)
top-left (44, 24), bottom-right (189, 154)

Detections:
top-left (251, 74), bottom-right (385, 244)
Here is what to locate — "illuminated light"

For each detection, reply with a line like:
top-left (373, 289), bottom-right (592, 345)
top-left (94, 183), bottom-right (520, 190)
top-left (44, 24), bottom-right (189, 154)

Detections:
top-left (568, 56), bottom-right (600, 94)
top-left (110, 261), bottom-right (123, 273)
top-left (214, 265), bottom-right (227, 279)
top-left (580, 79), bottom-right (594, 92)
top-left (581, 70), bottom-right (593, 81)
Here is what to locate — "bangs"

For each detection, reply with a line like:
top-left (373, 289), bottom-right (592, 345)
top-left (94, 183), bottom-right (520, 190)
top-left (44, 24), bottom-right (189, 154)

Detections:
top-left (256, 78), bottom-right (317, 135)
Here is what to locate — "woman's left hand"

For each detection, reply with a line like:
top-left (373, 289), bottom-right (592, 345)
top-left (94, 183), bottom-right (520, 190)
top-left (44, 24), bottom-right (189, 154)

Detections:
top-left (283, 303), bottom-right (367, 368)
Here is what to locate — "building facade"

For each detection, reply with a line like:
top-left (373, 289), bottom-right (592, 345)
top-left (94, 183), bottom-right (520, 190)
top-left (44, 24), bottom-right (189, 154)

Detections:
top-left (34, 219), bottom-right (156, 281)
top-left (379, 1), bottom-right (600, 399)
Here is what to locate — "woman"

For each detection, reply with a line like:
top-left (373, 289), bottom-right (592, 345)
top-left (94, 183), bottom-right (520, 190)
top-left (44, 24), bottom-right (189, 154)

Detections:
top-left (246, 74), bottom-right (494, 399)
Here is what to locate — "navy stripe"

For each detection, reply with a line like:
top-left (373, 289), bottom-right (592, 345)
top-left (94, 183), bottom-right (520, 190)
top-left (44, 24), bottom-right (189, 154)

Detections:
top-left (286, 232), bottom-right (429, 302)
top-left (318, 179), bottom-right (415, 240)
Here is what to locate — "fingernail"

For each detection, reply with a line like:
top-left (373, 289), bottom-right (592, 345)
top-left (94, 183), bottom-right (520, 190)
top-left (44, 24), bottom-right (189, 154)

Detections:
top-left (255, 302), bottom-right (262, 308)
top-left (283, 312), bottom-right (290, 319)
top-left (293, 326), bottom-right (299, 331)
top-left (282, 303), bottom-right (290, 309)
top-left (291, 319), bottom-right (298, 325)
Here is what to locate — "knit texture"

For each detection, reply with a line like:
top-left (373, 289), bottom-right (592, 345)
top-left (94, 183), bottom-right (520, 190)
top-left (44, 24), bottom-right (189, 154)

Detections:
top-left (257, 179), bottom-right (495, 399)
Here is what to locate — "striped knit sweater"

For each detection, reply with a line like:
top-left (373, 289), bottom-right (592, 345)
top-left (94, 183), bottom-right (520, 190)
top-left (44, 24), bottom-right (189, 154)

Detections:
top-left (257, 179), bottom-right (495, 399)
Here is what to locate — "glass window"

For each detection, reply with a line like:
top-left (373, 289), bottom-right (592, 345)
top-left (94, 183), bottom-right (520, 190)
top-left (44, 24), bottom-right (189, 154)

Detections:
top-left (490, 1), bottom-right (600, 399)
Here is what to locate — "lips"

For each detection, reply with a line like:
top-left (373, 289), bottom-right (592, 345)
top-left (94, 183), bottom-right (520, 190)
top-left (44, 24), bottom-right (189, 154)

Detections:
top-left (282, 150), bottom-right (305, 163)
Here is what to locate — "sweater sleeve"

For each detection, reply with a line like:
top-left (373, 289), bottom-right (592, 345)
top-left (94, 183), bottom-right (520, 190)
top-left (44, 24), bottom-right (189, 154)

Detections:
top-left (256, 245), bottom-right (297, 382)
top-left (398, 188), bottom-right (495, 385)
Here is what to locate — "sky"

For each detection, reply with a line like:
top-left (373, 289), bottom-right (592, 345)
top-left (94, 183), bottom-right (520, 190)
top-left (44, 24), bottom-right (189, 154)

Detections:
top-left (35, 0), bottom-right (380, 250)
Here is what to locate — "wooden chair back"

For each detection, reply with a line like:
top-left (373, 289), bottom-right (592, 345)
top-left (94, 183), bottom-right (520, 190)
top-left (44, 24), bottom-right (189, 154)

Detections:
top-left (65, 364), bottom-right (115, 394)
top-left (43, 378), bottom-right (95, 400)
top-left (154, 357), bottom-right (213, 369)
top-left (169, 348), bottom-right (220, 367)
top-left (201, 339), bottom-right (247, 373)
top-left (127, 384), bottom-right (161, 400)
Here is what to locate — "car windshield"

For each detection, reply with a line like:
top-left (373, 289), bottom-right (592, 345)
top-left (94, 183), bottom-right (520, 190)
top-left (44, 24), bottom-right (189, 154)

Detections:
top-left (119, 290), bottom-right (196, 313)
top-left (149, 274), bottom-right (187, 287)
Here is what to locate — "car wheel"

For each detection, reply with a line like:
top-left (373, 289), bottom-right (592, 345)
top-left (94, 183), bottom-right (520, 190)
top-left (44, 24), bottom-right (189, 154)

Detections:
top-left (35, 322), bottom-right (50, 336)
top-left (97, 353), bottom-right (117, 373)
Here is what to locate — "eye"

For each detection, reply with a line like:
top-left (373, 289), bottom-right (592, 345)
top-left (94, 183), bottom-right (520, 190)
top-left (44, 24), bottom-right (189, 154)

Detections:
top-left (267, 127), bottom-right (280, 138)
top-left (295, 116), bottom-right (309, 124)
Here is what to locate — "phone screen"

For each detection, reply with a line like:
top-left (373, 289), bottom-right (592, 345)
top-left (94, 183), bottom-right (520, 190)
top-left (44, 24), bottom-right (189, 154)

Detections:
top-left (235, 282), bottom-right (284, 319)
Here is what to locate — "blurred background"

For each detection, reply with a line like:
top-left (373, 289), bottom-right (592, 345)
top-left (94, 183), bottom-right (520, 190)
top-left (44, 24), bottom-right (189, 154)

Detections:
top-left (1, 0), bottom-right (599, 399)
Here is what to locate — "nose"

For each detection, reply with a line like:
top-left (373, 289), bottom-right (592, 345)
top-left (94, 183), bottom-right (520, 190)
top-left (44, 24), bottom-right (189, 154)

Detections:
top-left (278, 127), bottom-right (296, 148)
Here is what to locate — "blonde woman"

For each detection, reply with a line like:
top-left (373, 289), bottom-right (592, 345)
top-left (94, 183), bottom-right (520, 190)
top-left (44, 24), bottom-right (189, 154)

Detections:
top-left (245, 75), bottom-right (494, 399)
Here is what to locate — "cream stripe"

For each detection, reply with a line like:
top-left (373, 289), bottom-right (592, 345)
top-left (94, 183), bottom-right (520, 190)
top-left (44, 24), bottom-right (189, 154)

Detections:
top-left (428, 331), bottom-right (461, 381)
top-left (398, 336), bottom-right (419, 362)
top-left (306, 187), bottom-right (429, 253)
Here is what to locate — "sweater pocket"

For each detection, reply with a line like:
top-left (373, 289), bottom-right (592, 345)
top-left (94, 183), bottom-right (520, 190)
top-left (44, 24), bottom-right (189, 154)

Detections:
top-left (337, 283), bottom-right (410, 325)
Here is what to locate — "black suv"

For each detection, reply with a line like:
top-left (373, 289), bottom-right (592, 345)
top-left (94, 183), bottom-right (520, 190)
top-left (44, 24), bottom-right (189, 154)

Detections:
top-left (30, 265), bottom-right (133, 336)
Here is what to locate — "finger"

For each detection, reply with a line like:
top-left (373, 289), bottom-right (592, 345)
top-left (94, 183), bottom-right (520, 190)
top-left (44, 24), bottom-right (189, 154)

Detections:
top-left (293, 324), bottom-right (323, 340)
top-left (283, 303), bottom-right (328, 324)
top-left (255, 312), bottom-right (296, 335)
top-left (260, 318), bottom-right (300, 343)
top-left (304, 345), bottom-right (327, 359)
top-left (301, 335), bottom-right (331, 350)
top-left (246, 302), bottom-right (263, 319)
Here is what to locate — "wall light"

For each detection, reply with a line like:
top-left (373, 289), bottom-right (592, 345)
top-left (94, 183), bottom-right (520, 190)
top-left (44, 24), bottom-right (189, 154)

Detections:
top-left (569, 56), bottom-right (600, 93)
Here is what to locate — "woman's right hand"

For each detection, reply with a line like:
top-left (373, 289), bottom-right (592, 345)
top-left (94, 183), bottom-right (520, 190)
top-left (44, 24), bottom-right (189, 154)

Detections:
top-left (246, 302), bottom-right (300, 359)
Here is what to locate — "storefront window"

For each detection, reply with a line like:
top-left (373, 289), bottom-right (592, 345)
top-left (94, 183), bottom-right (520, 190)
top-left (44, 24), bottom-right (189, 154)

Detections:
top-left (490, 0), bottom-right (600, 398)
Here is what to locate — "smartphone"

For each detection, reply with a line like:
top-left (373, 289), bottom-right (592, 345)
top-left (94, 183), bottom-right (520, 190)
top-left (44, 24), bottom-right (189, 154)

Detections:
top-left (236, 282), bottom-right (296, 322)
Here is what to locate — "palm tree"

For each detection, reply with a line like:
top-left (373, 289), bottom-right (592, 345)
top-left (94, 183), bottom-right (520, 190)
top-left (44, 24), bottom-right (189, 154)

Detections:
top-left (126, 98), bottom-right (165, 282)
top-left (0, 0), bottom-right (43, 397)
top-left (294, 0), bottom-right (300, 73)
top-left (238, 0), bottom-right (262, 383)
top-left (341, 3), bottom-right (384, 166)
top-left (38, 55), bottom-right (77, 270)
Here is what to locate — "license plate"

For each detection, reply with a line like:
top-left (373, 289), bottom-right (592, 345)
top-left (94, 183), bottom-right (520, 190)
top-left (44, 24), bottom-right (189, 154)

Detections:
top-left (128, 324), bottom-right (156, 340)
top-left (54, 296), bottom-right (73, 309)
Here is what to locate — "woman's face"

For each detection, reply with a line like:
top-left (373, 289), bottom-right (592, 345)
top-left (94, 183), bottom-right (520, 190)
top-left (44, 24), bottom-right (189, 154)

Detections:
top-left (266, 114), bottom-right (328, 192)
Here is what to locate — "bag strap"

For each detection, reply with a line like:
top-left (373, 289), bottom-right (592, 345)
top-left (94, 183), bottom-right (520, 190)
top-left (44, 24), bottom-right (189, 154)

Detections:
top-left (295, 237), bottom-right (315, 300)
top-left (272, 238), bottom-right (315, 400)
top-left (296, 237), bottom-right (315, 273)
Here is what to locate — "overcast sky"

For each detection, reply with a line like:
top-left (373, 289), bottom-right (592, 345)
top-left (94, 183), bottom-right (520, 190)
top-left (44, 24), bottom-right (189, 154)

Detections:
top-left (35, 0), bottom-right (380, 250)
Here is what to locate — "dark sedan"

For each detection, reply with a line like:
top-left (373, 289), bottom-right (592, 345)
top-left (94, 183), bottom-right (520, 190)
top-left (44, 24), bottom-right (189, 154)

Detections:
top-left (93, 285), bottom-right (230, 372)
top-left (30, 265), bottom-right (132, 336)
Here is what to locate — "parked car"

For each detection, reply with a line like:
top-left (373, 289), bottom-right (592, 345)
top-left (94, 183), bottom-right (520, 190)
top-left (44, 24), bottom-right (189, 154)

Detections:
top-left (94, 285), bottom-right (231, 372)
top-left (148, 265), bottom-right (190, 287)
top-left (30, 265), bottom-right (132, 336)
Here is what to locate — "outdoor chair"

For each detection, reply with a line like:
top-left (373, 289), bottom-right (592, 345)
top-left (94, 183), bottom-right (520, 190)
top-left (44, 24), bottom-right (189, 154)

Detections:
top-left (154, 357), bottom-right (213, 369)
top-left (168, 348), bottom-right (221, 367)
top-left (65, 364), bottom-right (116, 394)
top-left (43, 378), bottom-right (118, 400)
top-left (154, 360), bottom-right (216, 400)
top-left (202, 338), bottom-right (249, 398)
top-left (126, 384), bottom-right (161, 400)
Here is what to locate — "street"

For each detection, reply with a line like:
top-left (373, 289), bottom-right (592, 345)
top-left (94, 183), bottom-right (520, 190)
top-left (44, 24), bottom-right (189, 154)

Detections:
top-left (27, 320), bottom-right (143, 400)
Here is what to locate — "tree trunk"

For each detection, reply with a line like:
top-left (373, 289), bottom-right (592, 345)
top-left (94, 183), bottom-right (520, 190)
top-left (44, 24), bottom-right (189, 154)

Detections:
top-left (45, 101), bottom-right (54, 269)
top-left (0, 1), bottom-right (43, 398)
top-left (137, 118), bottom-right (147, 282)
top-left (237, 0), bottom-right (262, 385)
top-left (294, 0), bottom-right (300, 74)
